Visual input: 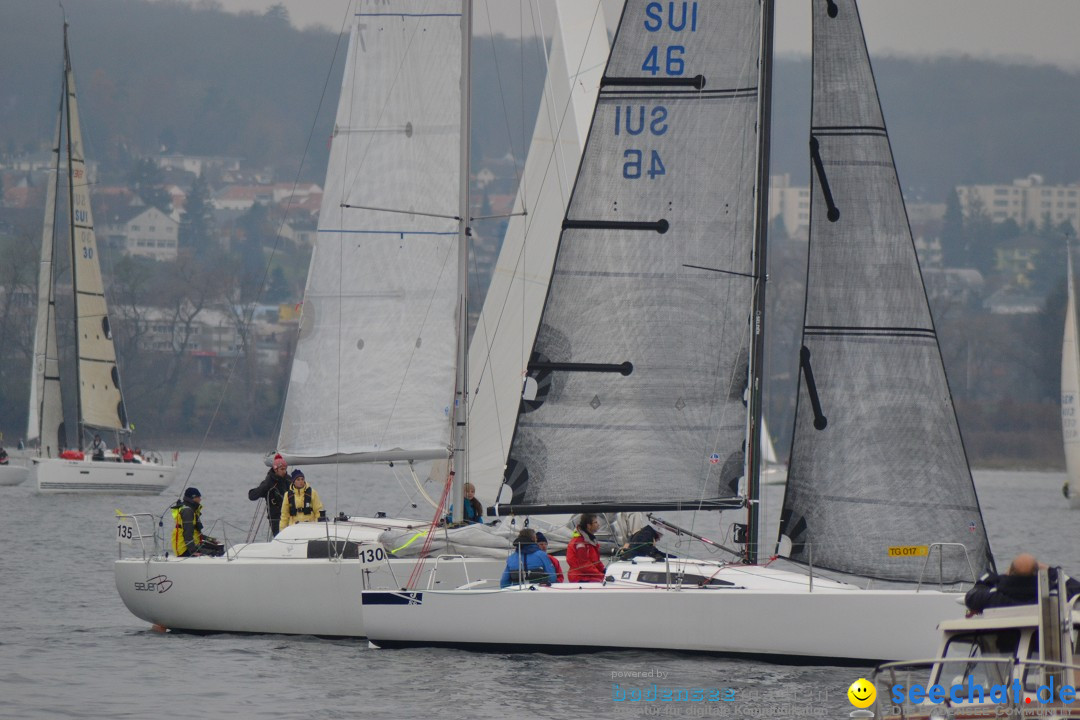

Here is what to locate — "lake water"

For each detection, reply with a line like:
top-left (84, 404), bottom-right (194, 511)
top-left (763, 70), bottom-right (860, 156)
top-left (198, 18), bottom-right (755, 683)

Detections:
top-left (1, 453), bottom-right (1076, 719)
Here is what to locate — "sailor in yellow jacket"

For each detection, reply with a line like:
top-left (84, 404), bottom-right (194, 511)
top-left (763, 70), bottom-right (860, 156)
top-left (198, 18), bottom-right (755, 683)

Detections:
top-left (279, 469), bottom-right (324, 530)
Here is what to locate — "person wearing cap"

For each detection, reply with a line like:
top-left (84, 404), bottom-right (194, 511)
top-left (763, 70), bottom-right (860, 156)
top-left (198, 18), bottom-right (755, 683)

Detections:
top-left (500, 529), bottom-right (557, 588)
top-left (535, 531), bottom-right (564, 583)
top-left (279, 469), bottom-right (324, 530)
top-left (248, 454), bottom-right (291, 535)
top-left (171, 487), bottom-right (224, 557)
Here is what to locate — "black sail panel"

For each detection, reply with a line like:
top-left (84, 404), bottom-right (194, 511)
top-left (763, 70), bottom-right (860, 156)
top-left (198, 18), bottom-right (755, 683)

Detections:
top-left (498, 1), bottom-right (764, 513)
top-left (778, 0), bottom-right (993, 583)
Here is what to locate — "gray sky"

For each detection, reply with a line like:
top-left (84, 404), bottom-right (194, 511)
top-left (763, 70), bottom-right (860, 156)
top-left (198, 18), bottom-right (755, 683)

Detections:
top-left (187, 0), bottom-right (1080, 70)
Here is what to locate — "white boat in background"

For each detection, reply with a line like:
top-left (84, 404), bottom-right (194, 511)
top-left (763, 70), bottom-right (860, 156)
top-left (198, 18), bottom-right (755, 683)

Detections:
top-left (1061, 245), bottom-right (1080, 508)
top-left (115, 0), bottom-right (609, 636)
top-left (363, 0), bottom-right (993, 663)
top-left (31, 21), bottom-right (174, 495)
top-left (0, 454), bottom-right (29, 486)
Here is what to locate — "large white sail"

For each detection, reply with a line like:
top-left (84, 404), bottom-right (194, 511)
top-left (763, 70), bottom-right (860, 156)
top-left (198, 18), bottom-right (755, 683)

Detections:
top-left (466, 1), bottom-right (609, 501)
top-left (65, 33), bottom-right (127, 435)
top-left (27, 103), bottom-right (66, 455)
top-left (1062, 247), bottom-right (1080, 508)
top-left (277, 2), bottom-right (463, 464)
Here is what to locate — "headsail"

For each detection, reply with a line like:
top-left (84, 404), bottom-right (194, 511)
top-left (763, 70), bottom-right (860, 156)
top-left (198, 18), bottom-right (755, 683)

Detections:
top-left (778, 0), bottom-right (992, 583)
top-left (64, 26), bottom-right (128, 437)
top-left (27, 87), bottom-right (66, 455)
top-left (466, 0), bottom-right (609, 501)
top-left (277, 2), bottom-right (463, 465)
top-left (494, 0), bottom-right (764, 514)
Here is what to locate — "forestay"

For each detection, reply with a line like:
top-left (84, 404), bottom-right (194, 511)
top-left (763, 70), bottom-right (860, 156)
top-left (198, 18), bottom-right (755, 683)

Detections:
top-left (497, 0), bottom-right (763, 513)
top-left (778, 0), bottom-right (992, 583)
top-left (278, 2), bottom-right (463, 464)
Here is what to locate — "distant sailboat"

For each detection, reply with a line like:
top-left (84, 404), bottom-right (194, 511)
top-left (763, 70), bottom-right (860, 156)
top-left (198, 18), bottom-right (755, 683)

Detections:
top-left (32, 20), bottom-right (175, 494)
top-left (1061, 244), bottom-right (1080, 508)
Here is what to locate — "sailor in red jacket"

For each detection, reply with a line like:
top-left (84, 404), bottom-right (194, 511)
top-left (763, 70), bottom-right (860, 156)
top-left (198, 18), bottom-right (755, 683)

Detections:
top-left (566, 513), bottom-right (606, 583)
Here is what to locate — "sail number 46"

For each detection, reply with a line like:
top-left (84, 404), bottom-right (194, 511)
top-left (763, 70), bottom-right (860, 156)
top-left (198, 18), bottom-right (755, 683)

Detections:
top-left (623, 149), bottom-right (666, 180)
top-left (642, 45), bottom-right (685, 76)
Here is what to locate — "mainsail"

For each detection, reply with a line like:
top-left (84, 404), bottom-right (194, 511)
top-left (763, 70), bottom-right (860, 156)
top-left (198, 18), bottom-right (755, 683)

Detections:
top-left (28, 89), bottom-right (66, 455)
top-left (277, 2), bottom-right (463, 465)
top-left (495, 0), bottom-right (764, 514)
top-left (778, 0), bottom-right (992, 583)
top-left (466, 0), bottom-right (609, 500)
top-left (64, 24), bottom-right (128, 437)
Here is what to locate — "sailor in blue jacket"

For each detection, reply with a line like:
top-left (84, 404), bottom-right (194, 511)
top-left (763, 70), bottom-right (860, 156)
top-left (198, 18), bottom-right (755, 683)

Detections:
top-left (500, 528), bottom-right (558, 588)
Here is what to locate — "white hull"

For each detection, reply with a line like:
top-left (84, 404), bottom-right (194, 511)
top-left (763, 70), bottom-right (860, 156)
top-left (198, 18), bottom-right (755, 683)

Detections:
top-left (0, 464), bottom-right (29, 486)
top-left (114, 519), bottom-right (505, 636)
top-left (36, 457), bottom-right (175, 494)
top-left (362, 560), bottom-right (966, 662)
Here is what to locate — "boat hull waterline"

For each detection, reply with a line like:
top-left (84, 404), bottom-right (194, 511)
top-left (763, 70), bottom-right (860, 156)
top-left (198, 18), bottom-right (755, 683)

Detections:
top-left (36, 457), bottom-right (175, 494)
top-left (362, 565), bottom-right (966, 662)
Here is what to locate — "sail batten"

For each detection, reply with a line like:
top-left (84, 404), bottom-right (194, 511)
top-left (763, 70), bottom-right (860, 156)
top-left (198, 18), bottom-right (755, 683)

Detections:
top-left (498, 0), bottom-right (765, 513)
top-left (277, 2), bottom-right (463, 462)
top-left (777, 0), bottom-right (992, 583)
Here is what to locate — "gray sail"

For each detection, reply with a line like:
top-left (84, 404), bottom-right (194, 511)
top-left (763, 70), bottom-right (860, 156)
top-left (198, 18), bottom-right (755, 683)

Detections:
top-left (495, 0), bottom-right (763, 514)
top-left (777, 0), bottom-right (992, 583)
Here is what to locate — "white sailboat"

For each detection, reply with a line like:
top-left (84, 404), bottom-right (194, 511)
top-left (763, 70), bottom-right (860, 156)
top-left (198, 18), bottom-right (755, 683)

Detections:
top-left (0, 447), bottom-right (29, 486)
top-left (32, 21), bottom-right (175, 494)
top-left (361, 0), bottom-right (994, 663)
top-left (114, 0), bottom-right (609, 636)
top-left (1061, 245), bottom-right (1080, 508)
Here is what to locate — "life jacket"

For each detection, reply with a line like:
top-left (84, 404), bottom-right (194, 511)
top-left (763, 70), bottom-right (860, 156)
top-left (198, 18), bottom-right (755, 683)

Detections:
top-left (288, 486), bottom-right (313, 517)
top-left (171, 501), bottom-right (203, 556)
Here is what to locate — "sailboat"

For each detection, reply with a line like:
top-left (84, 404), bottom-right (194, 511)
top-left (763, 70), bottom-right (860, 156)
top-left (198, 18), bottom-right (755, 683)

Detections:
top-left (1061, 245), bottom-right (1080, 508)
top-left (31, 21), bottom-right (175, 495)
top-left (360, 0), bottom-right (994, 663)
top-left (114, 0), bottom-right (609, 636)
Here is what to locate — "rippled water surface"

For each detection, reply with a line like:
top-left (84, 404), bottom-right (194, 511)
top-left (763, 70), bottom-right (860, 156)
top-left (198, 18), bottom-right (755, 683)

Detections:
top-left (1, 454), bottom-right (1076, 719)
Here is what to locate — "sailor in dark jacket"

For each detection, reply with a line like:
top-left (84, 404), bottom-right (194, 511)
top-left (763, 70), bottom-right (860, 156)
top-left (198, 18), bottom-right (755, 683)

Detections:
top-left (965, 553), bottom-right (1080, 612)
top-left (248, 455), bottom-right (291, 536)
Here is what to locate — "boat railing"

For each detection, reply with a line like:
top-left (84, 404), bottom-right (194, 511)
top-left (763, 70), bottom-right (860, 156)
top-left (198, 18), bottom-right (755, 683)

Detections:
top-left (426, 554), bottom-right (470, 590)
top-left (915, 542), bottom-right (978, 591)
top-left (116, 512), bottom-right (162, 560)
top-left (872, 656), bottom-right (1080, 718)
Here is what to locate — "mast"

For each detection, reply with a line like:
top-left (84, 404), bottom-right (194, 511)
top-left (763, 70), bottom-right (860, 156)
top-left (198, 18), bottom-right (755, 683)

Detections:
top-left (744, 0), bottom-right (775, 565)
top-left (62, 20), bottom-right (84, 450)
top-left (450, 0), bottom-right (473, 523)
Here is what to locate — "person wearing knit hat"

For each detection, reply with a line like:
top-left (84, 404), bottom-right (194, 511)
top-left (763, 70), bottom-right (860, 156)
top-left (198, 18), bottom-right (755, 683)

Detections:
top-left (248, 453), bottom-right (291, 536)
top-left (279, 468), bottom-right (325, 530)
top-left (534, 531), bottom-right (564, 583)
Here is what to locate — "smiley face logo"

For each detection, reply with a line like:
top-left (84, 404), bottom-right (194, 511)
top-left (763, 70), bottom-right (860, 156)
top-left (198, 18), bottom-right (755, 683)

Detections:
top-left (847, 678), bottom-right (876, 708)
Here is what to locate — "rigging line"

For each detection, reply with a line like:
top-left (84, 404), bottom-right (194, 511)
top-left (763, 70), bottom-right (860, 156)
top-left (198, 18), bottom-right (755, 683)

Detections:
top-left (340, 202), bottom-right (459, 221)
top-left (181, 0), bottom-right (353, 497)
top-left (681, 264), bottom-right (759, 280)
